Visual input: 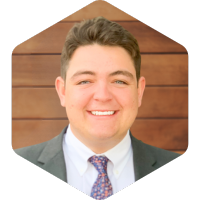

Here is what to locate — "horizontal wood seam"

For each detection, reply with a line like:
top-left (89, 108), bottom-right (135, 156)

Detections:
top-left (58, 21), bottom-right (139, 23)
top-left (12, 85), bottom-right (188, 88)
top-left (12, 52), bottom-right (188, 56)
top-left (12, 117), bottom-right (188, 120)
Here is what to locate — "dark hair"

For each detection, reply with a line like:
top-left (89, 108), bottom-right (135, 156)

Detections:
top-left (61, 16), bottom-right (141, 82)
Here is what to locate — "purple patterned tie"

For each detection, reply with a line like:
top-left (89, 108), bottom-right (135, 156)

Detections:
top-left (89, 156), bottom-right (113, 199)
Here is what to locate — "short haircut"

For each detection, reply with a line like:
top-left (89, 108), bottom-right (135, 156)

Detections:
top-left (61, 16), bottom-right (141, 82)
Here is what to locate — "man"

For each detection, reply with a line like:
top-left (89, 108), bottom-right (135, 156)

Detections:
top-left (15, 17), bottom-right (180, 199)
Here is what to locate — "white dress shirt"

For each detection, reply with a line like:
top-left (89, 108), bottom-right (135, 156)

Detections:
top-left (62, 124), bottom-right (135, 195)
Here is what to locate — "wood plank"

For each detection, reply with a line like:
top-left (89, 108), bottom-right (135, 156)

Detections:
top-left (141, 54), bottom-right (188, 85)
top-left (12, 55), bottom-right (60, 86)
top-left (12, 87), bottom-right (188, 118)
top-left (12, 54), bottom-right (188, 86)
top-left (61, 1), bottom-right (137, 21)
top-left (12, 22), bottom-right (187, 54)
top-left (130, 119), bottom-right (188, 149)
top-left (139, 87), bottom-right (188, 118)
top-left (12, 120), bottom-right (69, 149)
top-left (12, 119), bottom-right (187, 149)
top-left (12, 88), bottom-right (66, 118)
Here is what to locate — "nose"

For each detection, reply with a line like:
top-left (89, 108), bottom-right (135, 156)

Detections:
top-left (93, 81), bottom-right (113, 102)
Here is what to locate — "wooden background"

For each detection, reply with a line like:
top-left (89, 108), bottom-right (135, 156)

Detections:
top-left (12, 0), bottom-right (188, 155)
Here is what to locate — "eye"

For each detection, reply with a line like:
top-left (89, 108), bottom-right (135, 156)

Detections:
top-left (78, 81), bottom-right (89, 85)
top-left (115, 80), bottom-right (127, 84)
top-left (78, 80), bottom-right (127, 85)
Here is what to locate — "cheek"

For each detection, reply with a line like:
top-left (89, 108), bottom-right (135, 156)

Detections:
top-left (65, 88), bottom-right (93, 110)
top-left (119, 92), bottom-right (138, 126)
top-left (115, 88), bottom-right (138, 109)
top-left (122, 92), bottom-right (139, 121)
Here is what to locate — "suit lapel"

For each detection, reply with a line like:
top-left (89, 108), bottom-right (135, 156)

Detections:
top-left (36, 127), bottom-right (156, 183)
top-left (37, 126), bottom-right (68, 182)
top-left (130, 132), bottom-right (156, 181)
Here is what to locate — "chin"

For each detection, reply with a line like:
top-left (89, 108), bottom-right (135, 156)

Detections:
top-left (88, 128), bottom-right (117, 140)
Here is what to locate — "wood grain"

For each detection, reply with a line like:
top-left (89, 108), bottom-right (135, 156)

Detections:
top-left (12, 120), bottom-right (69, 149)
top-left (12, 119), bottom-right (187, 149)
top-left (12, 22), bottom-right (187, 54)
top-left (130, 119), bottom-right (188, 149)
top-left (12, 55), bottom-right (61, 86)
top-left (141, 54), bottom-right (188, 85)
top-left (61, 1), bottom-right (137, 22)
top-left (12, 87), bottom-right (188, 119)
top-left (139, 87), bottom-right (188, 118)
top-left (12, 54), bottom-right (188, 86)
top-left (12, 88), bottom-right (66, 118)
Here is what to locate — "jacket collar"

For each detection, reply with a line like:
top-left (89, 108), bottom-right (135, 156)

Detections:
top-left (130, 132), bottom-right (156, 181)
top-left (37, 126), bottom-right (68, 182)
top-left (37, 126), bottom-right (156, 183)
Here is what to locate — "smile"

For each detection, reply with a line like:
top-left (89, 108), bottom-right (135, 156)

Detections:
top-left (91, 111), bottom-right (115, 115)
top-left (87, 110), bottom-right (119, 120)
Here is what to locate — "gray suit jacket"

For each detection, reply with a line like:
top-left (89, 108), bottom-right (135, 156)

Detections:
top-left (14, 126), bottom-right (180, 182)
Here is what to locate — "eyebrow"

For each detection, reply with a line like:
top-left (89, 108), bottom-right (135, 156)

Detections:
top-left (70, 70), bottom-right (134, 80)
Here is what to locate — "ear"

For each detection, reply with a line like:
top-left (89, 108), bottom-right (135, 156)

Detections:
top-left (55, 76), bottom-right (66, 107)
top-left (137, 76), bottom-right (146, 107)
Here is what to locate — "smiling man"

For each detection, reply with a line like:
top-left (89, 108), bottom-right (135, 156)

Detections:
top-left (56, 44), bottom-right (145, 154)
top-left (15, 17), bottom-right (180, 199)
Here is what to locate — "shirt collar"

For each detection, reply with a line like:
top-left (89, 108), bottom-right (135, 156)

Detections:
top-left (64, 124), bottom-right (132, 179)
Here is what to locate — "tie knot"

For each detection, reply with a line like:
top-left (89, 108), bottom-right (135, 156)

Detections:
top-left (89, 156), bottom-right (109, 175)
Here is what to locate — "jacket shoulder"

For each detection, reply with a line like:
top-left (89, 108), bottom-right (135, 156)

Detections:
top-left (14, 141), bottom-right (48, 165)
top-left (140, 140), bottom-right (181, 166)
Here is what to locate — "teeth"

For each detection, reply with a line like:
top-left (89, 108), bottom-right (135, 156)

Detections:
top-left (91, 111), bottom-right (115, 115)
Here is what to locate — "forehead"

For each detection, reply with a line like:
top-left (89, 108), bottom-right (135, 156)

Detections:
top-left (70, 44), bottom-right (132, 62)
top-left (67, 44), bottom-right (136, 77)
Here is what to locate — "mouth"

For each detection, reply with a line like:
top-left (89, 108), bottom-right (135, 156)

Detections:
top-left (90, 111), bottom-right (115, 116)
top-left (87, 110), bottom-right (119, 119)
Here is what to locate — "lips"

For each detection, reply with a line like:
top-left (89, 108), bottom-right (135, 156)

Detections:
top-left (87, 110), bottom-right (119, 119)
top-left (88, 110), bottom-right (117, 112)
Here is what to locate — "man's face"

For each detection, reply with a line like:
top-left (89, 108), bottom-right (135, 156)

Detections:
top-left (56, 44), bottom-right (145, 146)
